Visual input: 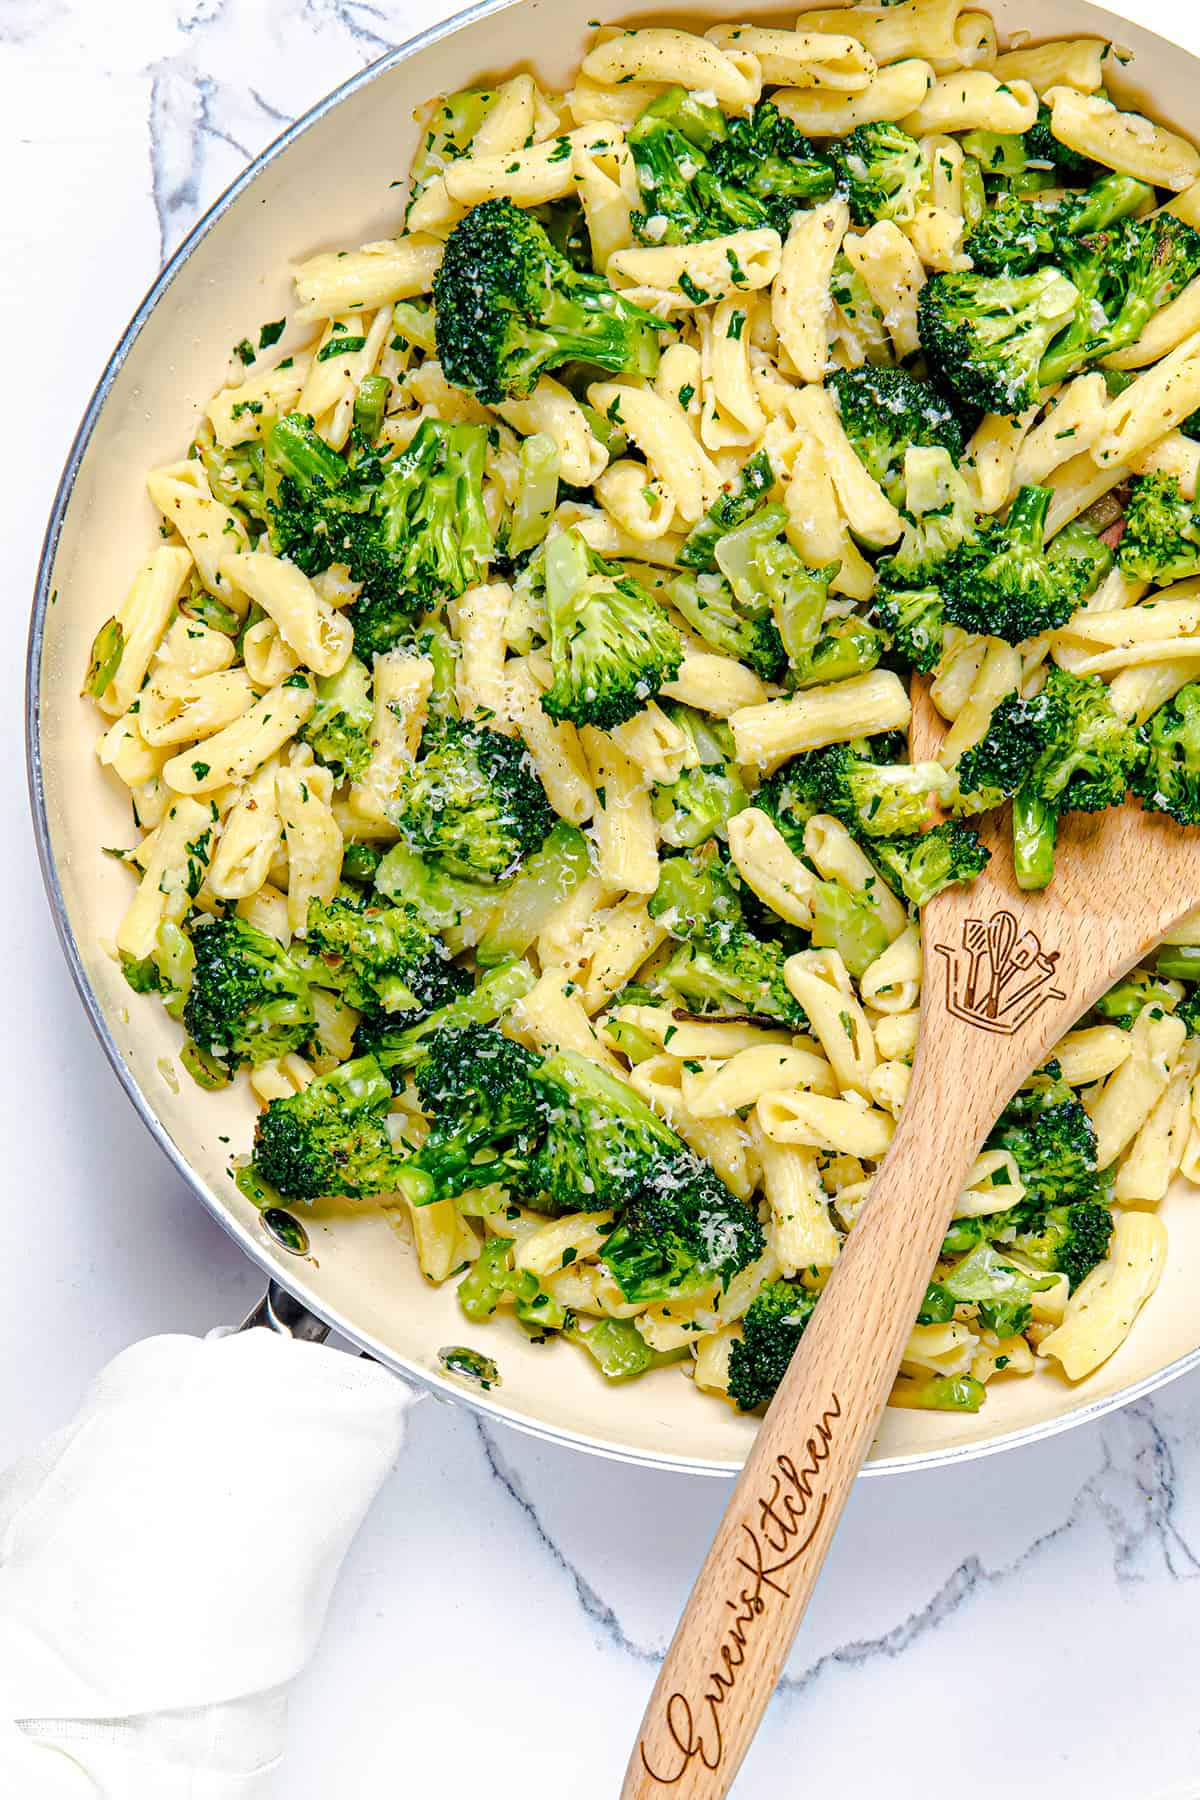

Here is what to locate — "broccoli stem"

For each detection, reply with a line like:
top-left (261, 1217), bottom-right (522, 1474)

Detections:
top-left (374, 841), bottom-right (500, 941)
top-left (1012, 784), bottom-right (1057, 890)
top-left (419, 617), bottom-right (460, 717)
top-left (1155, 944), bottom-right (1200, 981)
top-left (961, 155), bottom-right (987, 225)
top-left (961, 129), bottom-right (1037, 184)
top-left (566, 1316), bottom-right (688, 1380)
top-left (1006, 481), bottom-right (1051, 550)
top-left (353, 374), bottom-right (389, 443)
top-left (771, 559), bottom-right (831, 664)
top-left (457, 1235), bottom-right (516, 1322)
top-left (267, 413), bottom-right (348, 491)
top-left (509, 431), bottom-right (560, 556)
top-left (371, 962), bottom-right (537, 1079)
top-left (810, 880), bottom-right (890, 976)
top-left (475, 821), bottom-right (592, 968)
top-left (891, 1373), bottom-right (985, 1412)
top-left (788, 619), bottom-right (884, 689)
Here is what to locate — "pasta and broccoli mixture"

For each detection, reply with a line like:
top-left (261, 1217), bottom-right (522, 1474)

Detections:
top-left (86, 0), bottom-right (1200, 1416)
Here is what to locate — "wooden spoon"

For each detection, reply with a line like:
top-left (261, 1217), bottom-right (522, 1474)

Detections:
top-left (623, 679), bottom-right (1200, 1797)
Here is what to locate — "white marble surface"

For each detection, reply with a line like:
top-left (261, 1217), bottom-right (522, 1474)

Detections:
top-left (7, 1), bottom-right (1200, 1793)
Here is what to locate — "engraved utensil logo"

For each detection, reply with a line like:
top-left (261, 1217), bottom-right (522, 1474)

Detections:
top-left (934, 909), bottom-right (1064, 1034)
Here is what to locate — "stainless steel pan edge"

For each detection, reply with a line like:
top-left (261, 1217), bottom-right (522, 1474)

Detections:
top-left (26, 0), bottom-right (1200, 1478)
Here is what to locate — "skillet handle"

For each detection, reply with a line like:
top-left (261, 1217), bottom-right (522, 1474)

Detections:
top-left (238, 1280), bottom-right (332, 1344)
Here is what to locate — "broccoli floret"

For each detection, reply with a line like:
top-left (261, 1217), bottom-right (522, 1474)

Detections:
top-left (434, 198), bottom-right (662, 403)
top-left (872, 449), bottom-right (974, 672)
top-left (1014, 666), bottom-right (1140, 887)
top-left (602, 1156), bottom-right (764, 1305)
top-left (358, 960), bottom-right (537, 1086)
top-left (252, 1054), bottom-right (402, 1201)
top-left (393, 715), bottom-right (555, 883)
top-left (960, 189), bottom-right (1059, 273)
top-left (648, 850), bottom-right (744, 939)
top-left (780, 740), bottom-right (953, 839)
top-left (1008, 1201), bottom-right (1114, 1291)
top-left (266, 411), bottom-right (492, 628)
top-left (954, 685), bottom-right (1058, 814)
top-left (678, 450), bottom-right (776, 571)
top-left (628, 87), bottom-right (755, 244)
top-left (183, 916), bottom-right (314, 1072)
top-left (957, 668), bottom-right (1138, 886)
top-left (954, 665), bottom-right (1139, 886)
top-left (944, 1199), bottom-right (1112, 1292)
top-left (668, 519), bottom-right (787, 682)
top-left (301, 654), bottom-right (373, 783)
top-left (1036, 209), bottom-right (1200, 388)
top-left (877, 445), bottom-right (976, 586)
top-left (755, 731), bottom-right (906, 849)
top-left (661, 920), bottom-right (806, 1025)
top-left (264, 411), bottom-right (380, 578)
top-left (809, 879), bottom-right (890, 977)
top-left (942, 484), bottom-right (1095, 644)
top-left (1177, 992), bottom-right (1200, 1037)
top-left (304, 894), bottom-right (466, 1014)
top-left (197, 436), bottom-right (272, 534)
top-left (454, 1237), bottom-right (567, 1333)
top-left (989, 1073), bottom-right (1101, 1208)
top-left (1046, 514), bottom-right (1114, 596)
top-left (872, 587), bottom-right (944, 674)
top-left (391, 1024), bottom-right (547, 1207)
top-left (827, 366), bottom-right (964, 511)
top-left (925, 1242), bottom-right (1058, 1336)
top-left (959, 125), bottom-right (1052, 193)
top-left (1024, 101), bottom-right (1107, 186)
top-left (539, 527), bottom-right (682, 728)
top-left (456, 1235), bottom-right (522, 1323)
top-left (868, 821), bottom-right (990, 908)
top-left (653, 708), bottom-right (749, 848)
top-left (1118, 472), bottom-right (1200, 583)
top-left (727, 1280), bottom-right (818, 1412)
top-left (343, 589), bottom-right (414, 659)
top-left (830, 121), bottom-right (925, 226)
top-left (671, 505), bottom-right (834, 682)
top-left (1133, 682), bottom-right (1200, 824)
top-left (753, 763), bottom-right (823, 853)
top-left (568, 1316), bottom-right (688, 1381)
top-left (706, 100), bottom-right (836, 231)
top-left (1087, 212), bottom-right (1200, 364)
top-left (373, 416), bottom-right (494, 603)
top-left (527, 1049), bottom-right (688, 1210)
top-left (667, 569), bottom-right (783, 684)
top-left (963, 171), bottom-right (1151, 274)
top-left (373, 840), bottom-right (500, 943)
top-left (941, 1079), bottom-right (1111, 1287)
top-left (628, 91), bottom-right (834, 244)
top-left (918, 267), bottom-right (1080, 415)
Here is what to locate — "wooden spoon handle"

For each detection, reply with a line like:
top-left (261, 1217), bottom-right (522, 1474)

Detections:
top-left (621, 1081), bottom-right (985, 1798)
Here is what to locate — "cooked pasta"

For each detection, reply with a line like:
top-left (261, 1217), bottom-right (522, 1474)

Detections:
top-left (84, 5), bottom-right (1200, 1426)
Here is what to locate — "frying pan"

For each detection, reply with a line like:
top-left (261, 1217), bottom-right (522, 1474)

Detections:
top-left (27, 0), bottom-right (1200, 1476)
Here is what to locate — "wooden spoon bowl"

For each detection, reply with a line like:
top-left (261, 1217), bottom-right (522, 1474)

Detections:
top-left (623, 680), bottom-right (1200, 1798)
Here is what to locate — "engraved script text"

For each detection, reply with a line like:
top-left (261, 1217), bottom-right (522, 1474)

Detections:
top-left (638, 1394), bottom-right (842, 1785)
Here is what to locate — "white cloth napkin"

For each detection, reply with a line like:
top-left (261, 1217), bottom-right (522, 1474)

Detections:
top-left (0, 1328), bottom-right (419, 1797)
